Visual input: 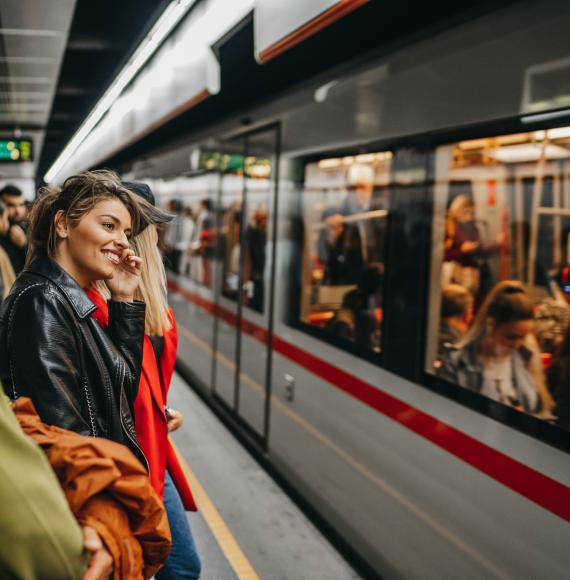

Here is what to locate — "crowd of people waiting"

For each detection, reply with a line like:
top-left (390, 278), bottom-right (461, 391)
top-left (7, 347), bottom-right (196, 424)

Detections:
top-left (0, 172), bottom-right (202, 579)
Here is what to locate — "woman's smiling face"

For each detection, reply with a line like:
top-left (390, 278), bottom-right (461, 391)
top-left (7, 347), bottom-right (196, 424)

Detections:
top-left (55, 197), bottom-right (133, 287)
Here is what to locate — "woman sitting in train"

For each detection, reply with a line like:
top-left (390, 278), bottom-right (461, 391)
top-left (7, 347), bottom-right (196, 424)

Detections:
top-left (438, 281), bottom-right (553, 414)
top-left (87, 181), bottom-right (201, 580)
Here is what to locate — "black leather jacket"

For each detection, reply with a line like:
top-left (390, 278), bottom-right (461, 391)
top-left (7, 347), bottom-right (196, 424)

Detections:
top-left (0, 256), bottom-right (147, 467)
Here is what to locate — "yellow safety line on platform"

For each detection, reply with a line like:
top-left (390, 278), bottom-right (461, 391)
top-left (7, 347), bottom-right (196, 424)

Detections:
top-left (172, 442), bottom-right (260, 580)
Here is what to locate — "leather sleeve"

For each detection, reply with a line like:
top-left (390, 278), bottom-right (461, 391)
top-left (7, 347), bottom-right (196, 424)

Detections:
top-left (107, 300), bottom-right (146, 401)
top-left (4, 285), bottom-right (91, 435)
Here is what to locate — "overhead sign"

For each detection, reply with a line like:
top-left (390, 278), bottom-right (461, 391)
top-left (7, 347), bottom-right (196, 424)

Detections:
top-left (0, 139), bottom-right (32, 162)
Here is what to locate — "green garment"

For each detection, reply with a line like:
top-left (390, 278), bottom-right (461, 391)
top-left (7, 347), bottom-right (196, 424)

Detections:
top-left (0, 393), bottom-right (87, 579)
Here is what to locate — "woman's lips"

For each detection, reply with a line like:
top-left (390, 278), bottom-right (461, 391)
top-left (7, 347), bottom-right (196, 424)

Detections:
top-left (102, 250), bottom-right (120, 265)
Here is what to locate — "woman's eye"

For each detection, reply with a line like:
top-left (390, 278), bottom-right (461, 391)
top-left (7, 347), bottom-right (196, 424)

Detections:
top-left (102, 222), bottom-right (114, 230)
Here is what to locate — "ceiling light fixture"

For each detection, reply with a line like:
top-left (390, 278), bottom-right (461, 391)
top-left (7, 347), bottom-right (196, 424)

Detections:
top-left (44, 0), bottom-right (197, 183)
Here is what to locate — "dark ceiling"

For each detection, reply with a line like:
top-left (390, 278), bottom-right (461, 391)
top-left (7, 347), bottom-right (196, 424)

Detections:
top-left (36, 0), bottom-right (169, 182)
top-left (105, 0), bottom-right (518, 172)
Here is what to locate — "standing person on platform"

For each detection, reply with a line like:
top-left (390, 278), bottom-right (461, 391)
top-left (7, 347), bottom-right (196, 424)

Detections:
top-left (0, 200), bottom-right (16, 298)
top-left (0, 170), bottom-right (153, 468)
top-left (88, 181), bottom-right (201, 580)
top-left (0, 184), bottom-right (28, 273)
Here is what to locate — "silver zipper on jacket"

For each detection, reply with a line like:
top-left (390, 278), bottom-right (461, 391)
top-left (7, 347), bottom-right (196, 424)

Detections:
top-left (82, 377), bottom-right (98, 436)
top-left (81, 320), bottom-right (149, 473)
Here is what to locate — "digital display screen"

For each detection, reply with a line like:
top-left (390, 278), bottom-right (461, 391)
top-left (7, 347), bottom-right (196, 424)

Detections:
top-left (0, 139), bottom-right (33, 162)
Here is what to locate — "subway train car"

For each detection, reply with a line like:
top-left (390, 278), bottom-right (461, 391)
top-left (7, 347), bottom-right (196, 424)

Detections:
top-left (52, 1), bottom-right (570, 578)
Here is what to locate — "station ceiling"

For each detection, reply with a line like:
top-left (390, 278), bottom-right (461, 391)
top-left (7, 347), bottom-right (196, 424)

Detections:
top-left (0, 0), bottom-right (168, 183)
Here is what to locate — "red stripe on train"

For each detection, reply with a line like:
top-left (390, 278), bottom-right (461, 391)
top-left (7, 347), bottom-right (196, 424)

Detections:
top-left (168, 279), bottom-right (570, 522)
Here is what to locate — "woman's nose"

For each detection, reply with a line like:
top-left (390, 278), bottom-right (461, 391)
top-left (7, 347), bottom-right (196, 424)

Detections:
top-left (115, 231), bottom-right (130, 248)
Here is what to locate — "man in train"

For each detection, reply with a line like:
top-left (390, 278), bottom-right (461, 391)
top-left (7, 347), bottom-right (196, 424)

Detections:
top-left (318, 206), bottom-right (363, 285)
top-left (340, 163), bottom-right (386, 266)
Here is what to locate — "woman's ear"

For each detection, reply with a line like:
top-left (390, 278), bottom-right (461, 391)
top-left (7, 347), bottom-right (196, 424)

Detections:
top-left (54, 209), bottom-right (68, 239)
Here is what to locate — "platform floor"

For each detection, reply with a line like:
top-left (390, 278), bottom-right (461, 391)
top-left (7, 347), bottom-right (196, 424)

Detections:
top-left (168, 372), bottom-right (360, 580)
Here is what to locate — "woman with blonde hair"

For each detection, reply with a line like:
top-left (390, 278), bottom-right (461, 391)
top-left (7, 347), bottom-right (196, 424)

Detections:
top-left (87, 181), bottom-right (201, 579)
top-left (438, 280), bottom-right (553, 414)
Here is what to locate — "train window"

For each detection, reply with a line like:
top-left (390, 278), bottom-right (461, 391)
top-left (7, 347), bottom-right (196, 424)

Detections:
top-left (152, 176), bottom-right (216, 288)
top-left (219, 153), bottom-right (272, 314)
top-left (220, 167), bottom-right (244, 301)
top-left (427, 127), bottom-right (570, 430)
top-left (298, 152), bottom-right (391, 353)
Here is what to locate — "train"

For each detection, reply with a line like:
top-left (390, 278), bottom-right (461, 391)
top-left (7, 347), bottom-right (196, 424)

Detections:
top-left (51, 1), bottom-right (570, 578)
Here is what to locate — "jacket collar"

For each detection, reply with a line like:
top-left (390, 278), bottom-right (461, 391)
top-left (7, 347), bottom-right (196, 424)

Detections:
top-left (27, 256), bottom-right (97, 319)
top-left (457, 335), bottom-right (533, 371)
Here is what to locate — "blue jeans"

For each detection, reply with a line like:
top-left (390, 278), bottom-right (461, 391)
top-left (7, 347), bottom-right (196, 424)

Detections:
top-left (156, 471), bottom-right (202, 579)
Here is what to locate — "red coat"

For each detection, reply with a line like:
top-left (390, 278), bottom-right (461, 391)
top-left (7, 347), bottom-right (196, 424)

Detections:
top-left (86, 288), bottom-right (197, 511)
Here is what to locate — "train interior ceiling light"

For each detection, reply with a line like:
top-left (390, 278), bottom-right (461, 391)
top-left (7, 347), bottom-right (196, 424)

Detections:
top-left (44, 0), bottom-right (199, 184)
top-left (317, 152), bottom-right (392, 170)
top-left (455, 128), bottom-right (570, 164)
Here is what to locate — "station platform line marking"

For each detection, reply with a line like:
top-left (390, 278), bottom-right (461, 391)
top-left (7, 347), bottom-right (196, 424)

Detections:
top-left (172, 441), bottom-right (260, 580)
top-left (178, 323), bottom-right (510, 579)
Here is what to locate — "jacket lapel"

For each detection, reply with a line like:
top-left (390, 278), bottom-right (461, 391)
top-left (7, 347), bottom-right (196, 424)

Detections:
top-left (159, 311), bottom-right (178, 400)
top-left (141, 336), bottom-right (167, 411)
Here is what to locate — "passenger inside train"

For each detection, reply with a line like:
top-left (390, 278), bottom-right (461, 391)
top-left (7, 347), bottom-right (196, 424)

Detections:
top-left (437, 281), bottom-right (544, 413)
top-left (436, 284), bottom-right (474, 363)
top-left (300, 156), bottom-right (389, 350)
top-left (430, 128), bottom-right (570, 426)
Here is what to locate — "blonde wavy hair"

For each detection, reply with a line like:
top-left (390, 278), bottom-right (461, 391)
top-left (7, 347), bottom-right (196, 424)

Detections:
top-left (97, 224), bottom-right (171, 335)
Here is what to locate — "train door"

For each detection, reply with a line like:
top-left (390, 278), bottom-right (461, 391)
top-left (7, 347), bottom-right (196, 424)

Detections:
top-left (212, 125), bottom-right (280, 445)
top-left (212, 135), bottom-right (245, 409)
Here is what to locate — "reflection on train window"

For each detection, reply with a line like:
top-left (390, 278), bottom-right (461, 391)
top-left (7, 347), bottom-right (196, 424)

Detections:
top-left (429, 127), bottom-right (570, 430)
top-left (300, 152), bottom-right (391, 353)
top-left (221, 155), bottom-right (272, 314)
top-left (163, 193), bottom-right (215, 289)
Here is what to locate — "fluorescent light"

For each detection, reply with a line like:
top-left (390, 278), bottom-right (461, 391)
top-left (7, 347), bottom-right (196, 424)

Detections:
top-left (44, 0), bottom-right (198, 183)
top-left (355, 153), bottom-right (376, 163)
top-left (547, 126), bottom-right (570, 140)
top-left (491, 143), bottom-right (570, 163)
top-left (318, 158), bottom-right (341, 169)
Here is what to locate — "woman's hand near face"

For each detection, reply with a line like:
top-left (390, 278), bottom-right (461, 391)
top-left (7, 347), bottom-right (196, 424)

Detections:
top-left (106, 248), bottom-right (142, 302)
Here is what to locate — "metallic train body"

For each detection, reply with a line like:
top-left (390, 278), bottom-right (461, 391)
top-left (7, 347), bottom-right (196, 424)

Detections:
top-left (104, 2), bottom-right (570, 577)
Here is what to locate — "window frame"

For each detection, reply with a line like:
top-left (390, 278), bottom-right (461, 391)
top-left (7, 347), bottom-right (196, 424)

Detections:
top-left (286, 114), bottom-right (570, 454)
